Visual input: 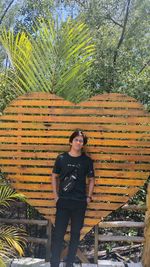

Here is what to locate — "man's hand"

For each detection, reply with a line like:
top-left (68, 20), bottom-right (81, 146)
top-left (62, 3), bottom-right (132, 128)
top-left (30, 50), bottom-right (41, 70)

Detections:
top-left (52, 172), bottom-right (59, 203)
top-left (54, 194), bottom-right (59, 203)
top-left (86, 196), bottom-right (92, 204)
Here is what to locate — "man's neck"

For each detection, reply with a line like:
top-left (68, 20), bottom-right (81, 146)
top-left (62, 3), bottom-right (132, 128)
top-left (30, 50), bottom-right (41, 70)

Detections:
top-left (69, 148), bottom-right (82, 157)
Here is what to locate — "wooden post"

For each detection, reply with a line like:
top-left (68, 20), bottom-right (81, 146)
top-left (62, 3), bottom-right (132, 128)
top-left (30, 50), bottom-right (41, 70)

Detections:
top-left (94, 224), bottom-right (99, 264)
top-left (142, 184), bottom-right (150, 267)
top-left (45, 220), bottom-right (52, 262)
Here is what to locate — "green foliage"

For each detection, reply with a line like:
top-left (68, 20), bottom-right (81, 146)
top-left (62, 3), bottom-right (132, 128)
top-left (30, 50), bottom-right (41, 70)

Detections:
top-left (0, 176), bottom-right (27, 266)
top-left (0, 185), bottom-right (26, 211)
top-left (0, 72), bottom-right (16, 113)
top-left (0, 16), bottom-right (95, 105)
top-left (63, 0), bottom-right (150, 107)
top-left (0, 225), bottom-right (26, 266)
top-left (15, 0), bottom-right (54, 33)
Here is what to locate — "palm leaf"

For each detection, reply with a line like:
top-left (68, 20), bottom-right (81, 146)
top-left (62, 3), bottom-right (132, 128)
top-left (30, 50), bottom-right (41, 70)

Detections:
top-left (0, 225), bottom-right (26, 265)
top-left (0, 15), bottom-right (95, 103)
top-left (0, 185), bottom-right (26, 211)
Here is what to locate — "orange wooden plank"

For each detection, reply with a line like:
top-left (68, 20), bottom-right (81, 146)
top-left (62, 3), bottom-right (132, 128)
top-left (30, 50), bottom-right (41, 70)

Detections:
top-left (95, 170), bottom-right (149, 178)
top-left (20, 191), bottom-right (54, 198)
top-left (1, 129), bottom-right (150, 140)
top-left (1, 114), bottom-right (150, 124)
top-left (95, 163), bottom-right (150, 171)
top-left (89, 93), bottom-right (138, 102)
top-left (9, 99), bottom-right (73, 107)
top-left (88, 202), bottom-right (123, 210)
top-left (0, 136), bottom-right (150, 147)
top-left (0, 151), bottom-right (58, 158)
top-left (0, 159), bottom-right (53, 166)
top-left (93, 186), bottom-right (138, 195)
top-left (12, 188), bottom-right (138, 201)
top-left (79, 101), bottom-right (142, 108)
top-left (92, 194), bottom-right (129, 202)
top-left (1, 122), bottom-right (150, 132)
top-left (13, 183), bottom-right (52, 191)
top-left (17, 92), bottom-right (138, 102)
top-left (93, 154), bottom-right (150, 162)
top-left (1, 152), bottom-right (150, 164)
top-left (0, 144), bottom-right (150, 156)
top-left (0, 144), bottom-right (150, 155)
top-left (37, 207), bottom-right (56, 215)
top-left (27, 199), bottom-right (55, 206)
top-left (84, 218), bottom-right (102, 226)
top-left (41, 123), bottom-right (150, 132)
top-left (18, 92), bottom-right (62, 100)
top-left (1, 166), bottom-right (52, 174)
top-left (0, 143), bottom-right (68, 151)
top-left (98, 178), bottom-right (145, 186)
top-left (8, 175), bottom-right (51, 183)
top-left (5, 106), bottom-right (148, 117)
top-left (0, 122), bottom-right (48, 129)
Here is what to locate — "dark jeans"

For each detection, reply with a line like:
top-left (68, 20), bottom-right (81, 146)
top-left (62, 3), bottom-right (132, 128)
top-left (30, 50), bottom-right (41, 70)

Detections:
top-left (51, 198), bottom-right (87, 267)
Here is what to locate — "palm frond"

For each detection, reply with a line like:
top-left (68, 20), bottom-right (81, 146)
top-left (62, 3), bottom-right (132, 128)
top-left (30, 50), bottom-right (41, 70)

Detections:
top-left (0, 185), bottom-right (26, 210)
top-left (0, 225), bottom-right (26, 256)
top-left (0, 15), bottom-right (95, 103)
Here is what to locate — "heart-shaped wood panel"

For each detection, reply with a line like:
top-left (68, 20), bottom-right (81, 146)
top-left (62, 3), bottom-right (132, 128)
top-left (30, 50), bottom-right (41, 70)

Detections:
top-left (0, 92), bottom-right (150, 239)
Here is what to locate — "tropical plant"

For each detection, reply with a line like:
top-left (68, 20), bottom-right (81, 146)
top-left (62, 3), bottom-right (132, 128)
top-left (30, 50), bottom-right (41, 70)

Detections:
top-left (0, 15), bottom-right (95, 104)
top-left (0, 180), bottom-right (27, 267)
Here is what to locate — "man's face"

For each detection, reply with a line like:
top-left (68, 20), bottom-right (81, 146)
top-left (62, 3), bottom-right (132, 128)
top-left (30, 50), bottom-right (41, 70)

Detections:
top-left (70, 135), bottom-right (84, 151)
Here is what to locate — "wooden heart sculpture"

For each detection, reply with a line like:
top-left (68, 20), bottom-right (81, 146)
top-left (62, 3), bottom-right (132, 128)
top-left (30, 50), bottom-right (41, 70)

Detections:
top-left (0, 92), bottom-right (150, 239)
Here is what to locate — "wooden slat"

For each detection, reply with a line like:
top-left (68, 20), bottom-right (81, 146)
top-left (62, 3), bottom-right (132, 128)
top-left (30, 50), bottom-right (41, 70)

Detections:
top-left (0, 159), bottom-right (53, 166)
top-left (95, 163), bottom-right (150, 172)
top-left (1, 114), bottom-right (150, 124)
top-left (1, 122), bottom-right (150, 132)
top-left (99, 221), bottom-right (144, 228)
top-left (0, 136), bottom-right (150, 147)
top-left (93, 154), bottom-right (150, 162)
top-left (1, 151), bottom-right (150, 164)
top-left (18, 190), bottom-right (135, 201)
top-left (79, 101), bottom-right (142, 108)
top-left (93, 186), bottom-right (138, 195)
top-left (1, 150), bottom-right (150, 163)
top-left (1, 166), bottom-right (51, 174)
top-left (1, 143), bottom-right (150, 155)
top-left (89, 93), bottom-right (138, 102)
top-left (98, 235), bottom-right (144, 242)
top-left (97, 179), bottom-right (145, 186)
top-left (20, 191), bottom-right (54, 198)
top-left (13, 183), bottom-right (52, 191)
top-left (18, 92), bottom-right (62, 100)
top-left (5, 107), bottom-right (149, 116)
top-left (39, 123), bottom-right (150, 132)
top-left (1, 129), bottom-right (150, 140)
top-left (0, 143), bottom-right (68, 151)
top-left (95, 170), bottom-right (148, 178)
top-left (9, 175), bottom-right (51, 182)
top-left (9, 99), bottom-right (73, 107)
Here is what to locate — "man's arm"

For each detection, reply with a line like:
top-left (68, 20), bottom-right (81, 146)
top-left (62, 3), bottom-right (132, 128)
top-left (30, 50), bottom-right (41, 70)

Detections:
top-left (87, 177), bottom-right (95, 203)
top-left (52, 172), bottom-right (59, 202)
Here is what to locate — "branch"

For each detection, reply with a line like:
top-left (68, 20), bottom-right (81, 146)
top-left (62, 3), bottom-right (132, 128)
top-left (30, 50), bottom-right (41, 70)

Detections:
top-left (113, 0), bottom-right (131, 67)
top-left (138, 59), bottom-right (150, 75)
top-left (0, 0), bottom-right (15, 25)
top-left (106, 14), bottom-right (123, 28)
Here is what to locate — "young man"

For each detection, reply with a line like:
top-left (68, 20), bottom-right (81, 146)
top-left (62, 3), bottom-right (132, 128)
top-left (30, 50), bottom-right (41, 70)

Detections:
top-left (51, 130), bottom-right (95, 267)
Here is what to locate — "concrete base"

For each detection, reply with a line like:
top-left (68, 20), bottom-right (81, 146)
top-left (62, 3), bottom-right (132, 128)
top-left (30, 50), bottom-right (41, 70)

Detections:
top-left (98, 261), bottom-right (143, 266)
top-left (6, 258), bottom-right (143, 267)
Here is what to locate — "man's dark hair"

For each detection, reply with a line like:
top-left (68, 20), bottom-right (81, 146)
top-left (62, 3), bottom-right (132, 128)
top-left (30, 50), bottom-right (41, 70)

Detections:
top-left (69, 130), bottom-right (88, 145)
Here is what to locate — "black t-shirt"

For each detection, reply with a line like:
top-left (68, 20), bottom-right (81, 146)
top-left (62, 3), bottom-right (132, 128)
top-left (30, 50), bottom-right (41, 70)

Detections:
top-left (52, 152), bottom-right (95, 201)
